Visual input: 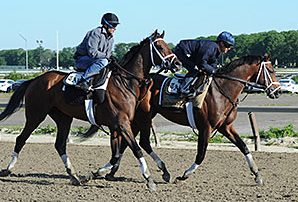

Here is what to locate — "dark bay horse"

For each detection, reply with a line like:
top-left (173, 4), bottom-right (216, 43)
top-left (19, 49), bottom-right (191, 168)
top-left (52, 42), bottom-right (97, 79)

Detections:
top-left (86, 55), bottom-right (281, 185)
top-left (0, 30), bottom-right (181, 191)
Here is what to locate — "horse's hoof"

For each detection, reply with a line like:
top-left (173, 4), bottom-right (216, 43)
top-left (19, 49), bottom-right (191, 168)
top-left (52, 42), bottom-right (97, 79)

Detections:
top-left (105, 173), bottom-right (117, 181)
top-left (255, 175), bottom-right (263, 186)
top-left (162, 171), bottom-right (171, 183)
top-left (0, 169), bottom-right (11, 177)
top-left (93, 168), bottom-right (108, 179)
top-left (70, 176), bottom-right (81, 186)
top-left (80, 173), bottom-right (93, 184)
top-left (175, 175), bottom-right (188, 181)
top-left (147, 177), bottom-right (157, 192)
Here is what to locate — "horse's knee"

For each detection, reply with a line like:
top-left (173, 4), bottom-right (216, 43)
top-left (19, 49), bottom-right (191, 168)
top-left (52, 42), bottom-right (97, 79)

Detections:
top-left (139, 138), bottom-right (153, 154)
top-left (54, 142), bottom-right (66, 156)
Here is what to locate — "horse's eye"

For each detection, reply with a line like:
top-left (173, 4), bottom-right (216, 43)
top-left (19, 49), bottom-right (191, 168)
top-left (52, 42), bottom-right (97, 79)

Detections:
top-left (155, 45), bottom-right (163, 51)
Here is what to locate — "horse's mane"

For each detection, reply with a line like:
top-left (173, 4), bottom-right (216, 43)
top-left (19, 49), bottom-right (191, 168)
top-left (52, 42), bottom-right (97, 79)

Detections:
top-left (119, 37), bottom-right (151, 66)
top-left (217, 55), bottom-right (262, 74)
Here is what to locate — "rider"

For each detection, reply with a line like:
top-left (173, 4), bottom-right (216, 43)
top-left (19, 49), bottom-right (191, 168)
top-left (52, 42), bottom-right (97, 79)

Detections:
top-left (173, 31), bottom-right (235, 97)
top-left (74, 12), bottom-right (120, 92)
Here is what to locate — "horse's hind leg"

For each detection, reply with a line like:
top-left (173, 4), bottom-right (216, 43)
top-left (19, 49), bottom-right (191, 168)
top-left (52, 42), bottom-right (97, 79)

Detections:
top-left (219, 124), bottom-right (263, 185)
top-left (178, 125), bottom-right (211, 181)
top-left (0, 108), bottom-right (48, 177)
top-left (49, 109), bottom-right (80, 185)
top-left (95, 111), bottom-right (170, 183)
top-left (138, 121), bottom-right (171, 182)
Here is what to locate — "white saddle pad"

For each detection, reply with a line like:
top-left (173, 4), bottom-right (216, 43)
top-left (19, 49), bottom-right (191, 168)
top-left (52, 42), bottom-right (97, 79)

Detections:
top-left (64, 72), bottom-right (84, 86)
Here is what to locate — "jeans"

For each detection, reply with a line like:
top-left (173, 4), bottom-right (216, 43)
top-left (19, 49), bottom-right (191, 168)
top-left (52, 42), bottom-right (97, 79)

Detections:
top-left (75, 56), bottom-right (108, 80)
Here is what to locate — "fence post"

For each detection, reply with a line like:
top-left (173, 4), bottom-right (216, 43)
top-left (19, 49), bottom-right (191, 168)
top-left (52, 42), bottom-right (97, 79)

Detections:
top-left (248, 112), bottom-right (261, 151)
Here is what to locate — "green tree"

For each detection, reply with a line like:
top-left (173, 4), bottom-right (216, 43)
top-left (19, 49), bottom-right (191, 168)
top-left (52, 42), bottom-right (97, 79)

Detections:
top-left (113, 42), bottom-right (137, 60)
top-left (59, 47), bottom-right (75, 68)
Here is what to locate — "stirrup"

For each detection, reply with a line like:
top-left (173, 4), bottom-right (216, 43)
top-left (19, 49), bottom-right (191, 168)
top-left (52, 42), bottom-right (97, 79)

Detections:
top-left (77, 80), bottom-right (91, 92)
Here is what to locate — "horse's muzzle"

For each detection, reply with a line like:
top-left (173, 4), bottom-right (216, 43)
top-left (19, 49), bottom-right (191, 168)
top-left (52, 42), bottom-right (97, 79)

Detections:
top-left (266, 86), bottom-right (281, 99)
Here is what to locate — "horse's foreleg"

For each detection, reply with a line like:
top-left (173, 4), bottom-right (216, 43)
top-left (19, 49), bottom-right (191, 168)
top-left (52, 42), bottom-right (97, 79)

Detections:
top-left (119, 123), bottom-right (156, 191)
top-left (219, 124), bottom-right (263, 185)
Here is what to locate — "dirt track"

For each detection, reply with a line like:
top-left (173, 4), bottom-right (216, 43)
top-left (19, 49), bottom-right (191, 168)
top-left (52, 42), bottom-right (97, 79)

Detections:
top-left (0, 94), bottom-right (298, 201)
top-left (0, 142), bottom-right (298, 201)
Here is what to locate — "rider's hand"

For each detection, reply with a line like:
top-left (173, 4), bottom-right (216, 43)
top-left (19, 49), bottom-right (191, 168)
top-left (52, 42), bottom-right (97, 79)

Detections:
top-left (108, 55), bottom-right (118, 63)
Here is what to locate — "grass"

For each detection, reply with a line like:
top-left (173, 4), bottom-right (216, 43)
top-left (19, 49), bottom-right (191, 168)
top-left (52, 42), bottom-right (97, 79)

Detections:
top-left (0, 124), bottom-right (297, 149)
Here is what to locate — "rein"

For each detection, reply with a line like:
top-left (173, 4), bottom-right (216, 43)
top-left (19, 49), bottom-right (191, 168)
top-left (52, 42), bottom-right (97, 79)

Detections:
top-left (210, 61), bottom-right (278, 138)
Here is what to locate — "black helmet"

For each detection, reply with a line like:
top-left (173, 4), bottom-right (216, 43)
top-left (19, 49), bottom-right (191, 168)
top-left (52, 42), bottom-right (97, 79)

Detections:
top-left (101, 13), bottom-right (120, 28)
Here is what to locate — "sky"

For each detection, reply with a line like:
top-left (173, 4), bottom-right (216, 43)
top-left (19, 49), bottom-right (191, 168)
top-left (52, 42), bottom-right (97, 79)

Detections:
top-left (1, 0), bottom-right (297, 50)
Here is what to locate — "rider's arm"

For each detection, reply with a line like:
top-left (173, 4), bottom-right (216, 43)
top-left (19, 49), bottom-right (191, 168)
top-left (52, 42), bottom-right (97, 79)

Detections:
top-left (200, 47), bottom-right (218, 75)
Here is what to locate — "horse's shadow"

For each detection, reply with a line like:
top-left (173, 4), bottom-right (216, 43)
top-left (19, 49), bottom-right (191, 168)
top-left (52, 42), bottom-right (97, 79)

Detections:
top-left (0, 172), bottom-right (70, 185)
top-left (99, 175), bottom-right (171, 185)
top-left (0, 172), bottom-right (163, 186)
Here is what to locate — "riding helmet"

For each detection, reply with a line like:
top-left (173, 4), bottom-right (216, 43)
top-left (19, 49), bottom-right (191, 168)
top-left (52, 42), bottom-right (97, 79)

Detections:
top-left (101, 13), bottom-right (120, 28)
top-left (217, 31), bottom-right (235, 46)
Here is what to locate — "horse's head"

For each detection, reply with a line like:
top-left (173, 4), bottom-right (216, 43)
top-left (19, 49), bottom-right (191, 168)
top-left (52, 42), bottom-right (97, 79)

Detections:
top-left (252, 54), bottom-right (281, 99)
top-left (146, 30), bottom-right (182, 73)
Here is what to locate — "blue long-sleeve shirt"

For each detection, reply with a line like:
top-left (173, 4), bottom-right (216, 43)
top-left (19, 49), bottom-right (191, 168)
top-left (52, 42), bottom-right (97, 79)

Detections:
top-left (75, 26), bottom-right (114, 59)
top-left (173, 39), bottom-right (221, 74)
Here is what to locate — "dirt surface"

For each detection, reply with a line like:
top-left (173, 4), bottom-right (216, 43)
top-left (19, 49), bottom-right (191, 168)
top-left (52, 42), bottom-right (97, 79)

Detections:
top-left (0, 93), bottom-right (298, 201)
top-left (0, 142), bottom-right (297, 201)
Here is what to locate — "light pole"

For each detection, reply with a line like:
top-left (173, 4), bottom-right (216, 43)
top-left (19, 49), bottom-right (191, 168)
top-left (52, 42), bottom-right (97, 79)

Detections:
top-left (19, 34), bottom-right (28, 70)
top-left (36, 40), bottom-right (43, 67)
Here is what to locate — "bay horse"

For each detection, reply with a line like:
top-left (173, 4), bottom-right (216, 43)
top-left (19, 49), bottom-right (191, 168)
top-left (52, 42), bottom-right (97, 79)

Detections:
top-left (0, 30), bottom-right (181, 191)
top-left (84, 54), bottom-right (281, 185)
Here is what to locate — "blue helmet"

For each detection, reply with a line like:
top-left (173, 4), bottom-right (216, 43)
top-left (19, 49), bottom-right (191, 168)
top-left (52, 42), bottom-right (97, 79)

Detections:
top-left (217, 31), bottom-right (235, 46)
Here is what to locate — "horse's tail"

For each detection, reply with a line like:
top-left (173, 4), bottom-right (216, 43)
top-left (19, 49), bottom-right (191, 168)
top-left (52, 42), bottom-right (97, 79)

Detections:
top-left (0, 79), bottom-right (33, 121)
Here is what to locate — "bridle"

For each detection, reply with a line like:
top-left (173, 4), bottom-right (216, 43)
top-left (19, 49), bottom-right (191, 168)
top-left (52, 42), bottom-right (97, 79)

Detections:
top-left (211, 61), bottom-right (281, 137)
top-left (215, 61), bottom-right (280, 99)
top-left (149, 37), bottom-right (177, 71)
top-left (254, 61), bottom-right (280, 95)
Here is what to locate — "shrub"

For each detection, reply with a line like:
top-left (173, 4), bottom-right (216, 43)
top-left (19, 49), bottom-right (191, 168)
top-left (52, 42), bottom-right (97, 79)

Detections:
top-left (259, 124), bottom-right (298, 139)
top-left (3, 71), bottom-right (42, 80)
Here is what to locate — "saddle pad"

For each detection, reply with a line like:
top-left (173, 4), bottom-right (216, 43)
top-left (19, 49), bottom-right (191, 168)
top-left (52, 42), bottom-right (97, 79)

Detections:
top-left (159, 77), bottom-right (212, 109)
top-left (64, 72), bottom-right (84, 86)
top-left (167, 75), bottom-right (193, 94)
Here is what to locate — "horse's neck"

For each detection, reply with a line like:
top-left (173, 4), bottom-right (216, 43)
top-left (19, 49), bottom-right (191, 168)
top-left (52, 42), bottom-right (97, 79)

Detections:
top-left (124, 54), bottom-right (147, 79)
top-left (213, 68), bottom-right (251, 104)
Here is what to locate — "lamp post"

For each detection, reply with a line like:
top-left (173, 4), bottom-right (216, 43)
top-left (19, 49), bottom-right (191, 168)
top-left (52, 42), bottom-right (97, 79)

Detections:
top-left (19, 34), bottom-right (28, 70)
top-left (36, 40), bottom-right (43, 67)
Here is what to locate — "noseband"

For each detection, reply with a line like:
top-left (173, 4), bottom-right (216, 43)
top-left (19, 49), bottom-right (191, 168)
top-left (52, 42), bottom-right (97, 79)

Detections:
top-left (149, 37), bottom-right (177, 70)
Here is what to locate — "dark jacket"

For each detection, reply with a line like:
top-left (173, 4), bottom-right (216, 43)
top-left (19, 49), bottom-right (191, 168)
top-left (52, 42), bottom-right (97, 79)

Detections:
top-left (173, 39), bottom-right (221, 74)
top-left (74, 26), bottom-right (114, 59)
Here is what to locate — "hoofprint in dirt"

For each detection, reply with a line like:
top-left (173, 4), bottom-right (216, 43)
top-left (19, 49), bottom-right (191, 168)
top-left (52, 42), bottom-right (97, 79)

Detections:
top-left (0, 142), bottom-right (297, 201)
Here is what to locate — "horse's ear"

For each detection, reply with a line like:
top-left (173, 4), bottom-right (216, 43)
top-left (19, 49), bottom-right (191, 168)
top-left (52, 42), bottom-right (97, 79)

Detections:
top-left (160, 30), bottom-right (165, 38)
top-left (263, 53), bottom-right (271, 62)
top-left (150, 29), bottom-right (158, 39)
